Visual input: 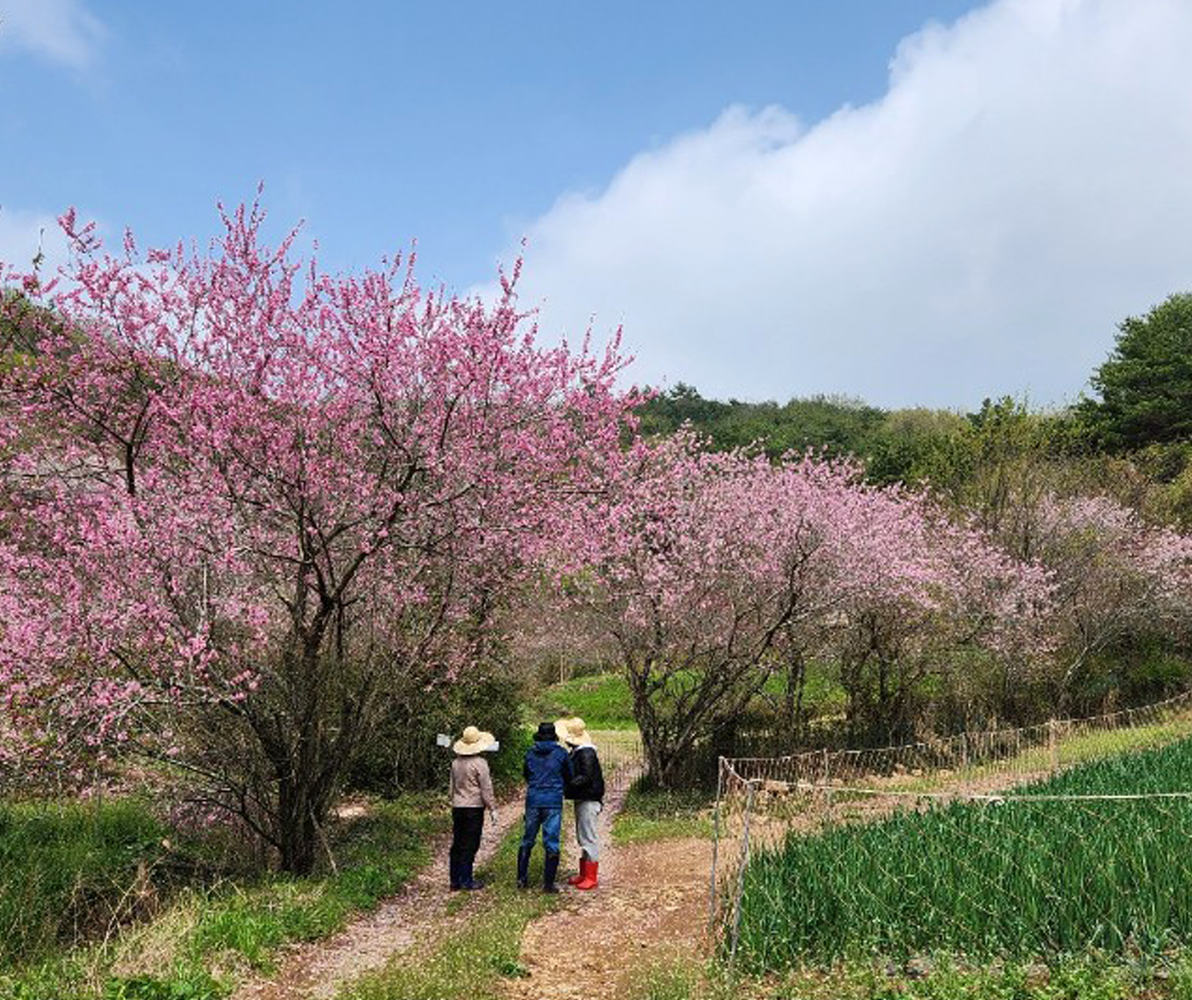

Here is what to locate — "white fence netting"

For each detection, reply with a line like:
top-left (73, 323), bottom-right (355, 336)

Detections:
top-left (709, 691), bottom-right (1192, 972)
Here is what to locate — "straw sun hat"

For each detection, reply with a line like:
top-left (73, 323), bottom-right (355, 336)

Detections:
top-left (554, 716), bottom-right (593, 746)
top-left (453, 725), bottom-right (495, 755)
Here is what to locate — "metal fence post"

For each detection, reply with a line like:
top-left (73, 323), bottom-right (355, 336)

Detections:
top-left (708, 756), bottom-right (725, 935)
top-left (728, 779), bottom-right (757, 970)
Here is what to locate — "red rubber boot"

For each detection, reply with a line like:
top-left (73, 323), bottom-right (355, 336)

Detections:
top-left (575, 859), bottom-right (599, 890)
top-left (568, 855), bottom-right (590, 886)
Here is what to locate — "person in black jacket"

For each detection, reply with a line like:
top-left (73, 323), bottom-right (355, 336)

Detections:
top-left (557, 716), bottom-right (604, 890)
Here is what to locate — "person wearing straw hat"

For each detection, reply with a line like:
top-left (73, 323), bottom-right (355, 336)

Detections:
top-left (517, 721), bottom-right (572, 892)
top-left (557, 716), bottom-right (605, 890)
top-left (449, 725), bottom-right (498, 891)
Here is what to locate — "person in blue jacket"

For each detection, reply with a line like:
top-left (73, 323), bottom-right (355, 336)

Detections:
top-left (517, 721), bottom-right (573, 892)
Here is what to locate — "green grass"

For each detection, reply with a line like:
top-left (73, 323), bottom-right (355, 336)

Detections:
top-left (1045, 715), bottom-right (1192, 770)
top-left (530, 660), bottom-right (851, 738)
top-left (336, 826), bottom-right (560, 1000)
top-left (627, 953), bottom-right (1192, 1000)
top-left (0, 957), bottom-right (227, 1000)
top-left (623, 959), bottom-right (708, 1000)
top-left (613, 781), bottom-right (714, 843)
top-left (0, 797), bottom-right (171, 969)
top-left (0, 795), bottom-right (445, 1000)
top-left (529, 672), bottom-right (638, 730)
top-left (530, 661), bottom-right (850, 737)
top-left (732, 735), bottom-right (1192, 972)
top-left (758, 661), bottom-right (848, 715)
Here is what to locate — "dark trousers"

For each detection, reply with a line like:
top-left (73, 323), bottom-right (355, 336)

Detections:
top-left (449, 806), bottom-right (485, 886)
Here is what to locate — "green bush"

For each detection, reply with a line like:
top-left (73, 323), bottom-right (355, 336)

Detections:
top-left (346, 671), bottom-right (526, 794)
top-left (1077, 647), bottom-right (1192, 711)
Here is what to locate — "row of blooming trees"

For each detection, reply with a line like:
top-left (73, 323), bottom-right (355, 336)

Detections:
top-left (0, 203), bottom-right (638, 871)
top-left (543, 431), bottom-right (1192, 775)
top-left (4, 203), bottom-right (1192, 847)
top-left (546, 432), bottom-right (1059, 776)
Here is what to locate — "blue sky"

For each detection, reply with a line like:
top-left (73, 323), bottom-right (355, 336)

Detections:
top-left (3, 1), bottom-right (1192, 408)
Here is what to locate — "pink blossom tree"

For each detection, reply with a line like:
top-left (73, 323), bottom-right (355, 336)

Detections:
top-left (0, 201), bottom-right (638, 872)
top-left (554, 433), bottom-right (982, 783)
top-left (829, 504), bottom-right (1054, 742)
top-left (1031, 493), bottom-right (1192, 709)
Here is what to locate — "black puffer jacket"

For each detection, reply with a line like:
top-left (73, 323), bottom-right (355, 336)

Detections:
top-left (564, 746), bottom-right (605, 803)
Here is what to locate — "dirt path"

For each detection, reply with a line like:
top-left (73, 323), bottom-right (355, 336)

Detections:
top-left (510, 837), bottom-right (713, 1000)
top-left (506, 763), bottom-right (712, 1000)
top-left (231, 801), bottom-right (523, 1000)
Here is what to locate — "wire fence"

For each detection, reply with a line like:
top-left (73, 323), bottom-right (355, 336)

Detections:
top-left (591, 728), bottom-right (645, 798)
top-left (709, 690), bottom-right (1192, 973)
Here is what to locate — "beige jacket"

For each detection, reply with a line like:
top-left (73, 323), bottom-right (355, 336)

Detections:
top-left (450, 754), bottom-right (496, 809)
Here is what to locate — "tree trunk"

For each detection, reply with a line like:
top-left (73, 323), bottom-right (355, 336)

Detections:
top-left (243, 643), bottom-right (373, 875)
top-left (276, 752), bottom-right (322, 875)
top-left (279, 803), bottom-right (319, 875)
top-left (783, 651), bottom-right (806, 742)
top-left (638, 719), bottom-right (686, 789)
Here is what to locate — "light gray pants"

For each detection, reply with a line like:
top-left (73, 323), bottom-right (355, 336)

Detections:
top-left (575, 799), bottom-right (602, 861)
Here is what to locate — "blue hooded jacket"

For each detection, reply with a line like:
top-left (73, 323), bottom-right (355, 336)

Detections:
top-left (523, 739), bottom-right (572, 809)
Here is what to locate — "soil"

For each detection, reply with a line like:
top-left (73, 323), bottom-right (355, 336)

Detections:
top-left (506, 834), bottom-right (713, 1000)
top-left (500, 759), bottom-right (714, 1000)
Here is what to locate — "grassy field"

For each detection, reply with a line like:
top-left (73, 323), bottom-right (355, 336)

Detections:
top-left (0, 794), bottom-right (445, 1000)
top-left (0, 797), bottom-right (172, 970)
top-left (528, 672), bottom-right (638, 729)
top-left (529, 662), bottom-right (849, 735)
top-left (731, 735), bottom-right (1192, 973)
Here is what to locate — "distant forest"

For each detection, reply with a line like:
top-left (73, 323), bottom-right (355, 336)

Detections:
top-left (635, 291), bottom-right (1192, 529)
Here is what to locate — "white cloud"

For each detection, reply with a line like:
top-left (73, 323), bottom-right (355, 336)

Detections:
top-left (496, 0), bottom-right (1192, 409)
top-left (0, 0), bottom-right (105, 70)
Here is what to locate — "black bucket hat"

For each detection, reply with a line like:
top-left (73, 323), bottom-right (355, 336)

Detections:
top-left (534, 721), bottom-right (558, 742)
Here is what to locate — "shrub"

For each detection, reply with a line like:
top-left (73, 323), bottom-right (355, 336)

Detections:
top-left (345, 671), bottom-right (526, 795)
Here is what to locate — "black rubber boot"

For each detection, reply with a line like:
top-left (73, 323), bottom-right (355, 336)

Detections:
top-left (461, 852), bottom-right (485, 890)
top-left (516, 845), bottom-right (532, 889)
top-left (543, 850), bottom-right (560, 894)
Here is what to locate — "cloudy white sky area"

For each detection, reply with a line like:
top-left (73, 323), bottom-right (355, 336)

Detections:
top-left (0, 0), bottom-right (103, 69)
top-left (1, 0), bottom-right (1190, 409)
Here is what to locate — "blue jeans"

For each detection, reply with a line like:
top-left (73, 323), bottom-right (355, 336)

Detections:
top-left (520, 806), bottom-right (562, 853)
